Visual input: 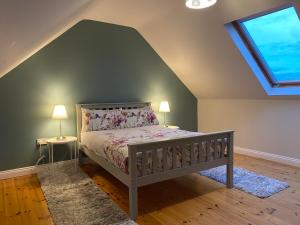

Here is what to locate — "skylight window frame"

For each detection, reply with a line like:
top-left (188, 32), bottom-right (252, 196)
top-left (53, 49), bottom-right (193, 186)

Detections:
top-left (232, 3), bottom-right (300, 88)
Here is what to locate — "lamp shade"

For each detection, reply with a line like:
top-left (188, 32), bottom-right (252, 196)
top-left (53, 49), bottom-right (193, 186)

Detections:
top-left (185, 0), bottom-right (217, 9)
top-left (52, 105), bottom-right (68, 119)
top-left (159, 101), bottom-right (170, 113)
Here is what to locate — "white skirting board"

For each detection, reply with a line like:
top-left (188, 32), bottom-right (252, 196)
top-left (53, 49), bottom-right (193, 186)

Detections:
top-left (0, 159), bottom-right (85, 180)
top-left (235, 146), bottom-right (300, 168)
top-left (0, 165), bottom-right (38, 180)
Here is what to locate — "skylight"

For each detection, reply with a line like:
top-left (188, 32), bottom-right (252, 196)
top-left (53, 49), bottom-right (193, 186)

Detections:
top-left (225, 4), bottom-right (300, 95)
top-left (240, 6), bottom-right (300, 85)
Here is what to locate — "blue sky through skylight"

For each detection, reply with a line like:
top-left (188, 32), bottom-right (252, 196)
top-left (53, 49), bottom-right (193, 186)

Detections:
top-left (241, 7), bottom-right (300, 83)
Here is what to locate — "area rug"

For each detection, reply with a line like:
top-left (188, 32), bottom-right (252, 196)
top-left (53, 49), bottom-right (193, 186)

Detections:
top-left (199, 165), bottom-right (289, 198)
top-left (37, 161), bottom-right (137, 225)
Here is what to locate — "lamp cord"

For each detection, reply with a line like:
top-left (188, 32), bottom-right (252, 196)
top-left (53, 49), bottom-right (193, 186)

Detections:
top-left (35, 143), bottom-right (46, 165)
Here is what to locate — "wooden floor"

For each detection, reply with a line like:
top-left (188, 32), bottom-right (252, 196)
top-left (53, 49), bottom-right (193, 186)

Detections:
top-left (0, 154), bottom-right (299, 225)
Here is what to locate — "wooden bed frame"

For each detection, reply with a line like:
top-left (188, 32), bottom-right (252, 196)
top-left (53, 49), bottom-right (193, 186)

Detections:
top-left (76, 102), bottom-right (234, 220)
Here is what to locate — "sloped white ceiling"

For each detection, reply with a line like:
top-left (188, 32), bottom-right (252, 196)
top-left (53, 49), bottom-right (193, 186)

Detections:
top-left (0, 0), bottom-right (93, 78)
top-left (1, 0), bottom-right (298, 99)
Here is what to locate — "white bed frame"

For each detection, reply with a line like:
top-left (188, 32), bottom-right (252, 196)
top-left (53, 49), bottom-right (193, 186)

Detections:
top-left (76, 102), bottom-right (234, 220)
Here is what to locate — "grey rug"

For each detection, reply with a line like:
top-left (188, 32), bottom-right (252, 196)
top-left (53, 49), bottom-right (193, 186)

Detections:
top-left (199, 165), bottom-right (289, 198)
top-left (37, 161), bottom-right (137, 225)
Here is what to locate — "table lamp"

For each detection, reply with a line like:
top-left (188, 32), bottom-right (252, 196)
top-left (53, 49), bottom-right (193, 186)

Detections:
top-left (159, 101), bottom-right (170, 127)
top-left (52, 105), bottom-right (68, 139)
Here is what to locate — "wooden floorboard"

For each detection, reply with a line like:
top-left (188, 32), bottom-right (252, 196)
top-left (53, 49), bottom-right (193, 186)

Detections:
top-left (0, 175), bottom-right (53, 225)
top-left (0, 154), bottom-right (299, 225)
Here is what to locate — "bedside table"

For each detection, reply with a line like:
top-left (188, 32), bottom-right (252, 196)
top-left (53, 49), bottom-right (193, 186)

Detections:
top-left (41, 136), bottom-right (78, 164)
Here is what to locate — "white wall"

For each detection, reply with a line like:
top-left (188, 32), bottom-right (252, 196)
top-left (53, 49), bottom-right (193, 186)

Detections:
top-left (198, 99), bottom-right (300, 159)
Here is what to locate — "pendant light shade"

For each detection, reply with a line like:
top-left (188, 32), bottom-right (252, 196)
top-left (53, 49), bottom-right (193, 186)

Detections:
top-left (185, 0), bottom-right (217, 9)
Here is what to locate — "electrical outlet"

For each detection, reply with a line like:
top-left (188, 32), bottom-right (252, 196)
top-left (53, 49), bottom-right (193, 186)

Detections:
top-left (36, 138), bottom-right (48, 146)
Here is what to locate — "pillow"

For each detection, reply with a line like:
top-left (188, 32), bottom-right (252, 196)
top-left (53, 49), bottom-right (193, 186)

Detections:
top-left (119, 106), bottom-right (159, 128)
top-left (137, 106), bottom-right (159, 127)
top-left (81, 108), bottom-right (125, 132)
top-left (81, 106), bottom-right (159, 132)
top-left (81, 108), bottom-right (93, 132)
top-left (119, 108), bottom-right (139, 128)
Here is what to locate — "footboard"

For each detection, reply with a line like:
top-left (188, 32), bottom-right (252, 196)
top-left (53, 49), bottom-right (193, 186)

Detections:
top-left (127, 130), bottom-right (234, 219)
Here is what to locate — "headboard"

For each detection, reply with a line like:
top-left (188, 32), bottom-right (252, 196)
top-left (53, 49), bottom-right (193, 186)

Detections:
top-left (76, 102), bottom-right (151, 142)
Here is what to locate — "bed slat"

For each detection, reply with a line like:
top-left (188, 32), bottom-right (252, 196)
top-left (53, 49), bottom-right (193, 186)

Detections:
top-left (199, 142), bottom-right (205, 162)
top-left (214, 140), bottom-right (218, 159)
top-left (182, 145), bottom-right (187, 167)
top-left (191, 143), bottom-right (196, 165)
top-left (152, 149), bottom-right (158, 173)
top-left (163, 147), bottom-right (168, 171)
top-left (142, 151), bottom-right (147, 176)
top-left (172, 146), bottom-right (177, 169)
top-left (206, 141), bottom-right (210, 162)
top-left (221, 138), bottom-right (225, 158)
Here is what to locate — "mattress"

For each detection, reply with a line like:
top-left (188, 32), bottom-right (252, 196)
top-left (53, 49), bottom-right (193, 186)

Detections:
top-left (81, 125), bottom-right (202, 176)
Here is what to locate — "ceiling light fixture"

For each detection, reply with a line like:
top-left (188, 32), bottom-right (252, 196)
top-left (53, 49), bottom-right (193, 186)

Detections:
top-left (185, 0), bottom-right (217, 9)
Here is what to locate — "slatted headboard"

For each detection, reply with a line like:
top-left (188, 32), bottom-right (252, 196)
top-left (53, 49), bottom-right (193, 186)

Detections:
top-left (76, 102), bottom-right (151, 142)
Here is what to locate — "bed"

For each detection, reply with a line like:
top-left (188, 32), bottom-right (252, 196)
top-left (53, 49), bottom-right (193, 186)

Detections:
top-left (76, 102), bottom-right (234, 220)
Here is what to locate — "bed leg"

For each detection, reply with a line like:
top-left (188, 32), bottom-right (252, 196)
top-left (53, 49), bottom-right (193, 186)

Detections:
top-left (128, 145), bottom-right (138, 220)
top-left (226, 162), bottom-right (233, 188)
top-left (227, 131), bottom-right (234, 189)
top-left (129, 184), bottom-right (138, 220)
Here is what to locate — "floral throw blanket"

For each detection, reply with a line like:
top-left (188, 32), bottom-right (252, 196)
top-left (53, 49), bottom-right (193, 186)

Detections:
top-left (81, 125), bottom-right (201, 176)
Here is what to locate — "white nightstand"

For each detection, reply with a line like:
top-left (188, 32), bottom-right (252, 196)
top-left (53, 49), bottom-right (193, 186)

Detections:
top-left (38, 136), bottom-right (78, 164)
top-left (166, 125), bottom-right (180, 130)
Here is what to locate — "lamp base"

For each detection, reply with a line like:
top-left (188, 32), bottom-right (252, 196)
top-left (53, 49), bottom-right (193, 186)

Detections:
top-left (56, 136), bottom-right (66, 140)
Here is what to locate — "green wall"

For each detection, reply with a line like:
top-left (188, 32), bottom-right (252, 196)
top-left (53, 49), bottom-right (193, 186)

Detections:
top-left (0, 20), bottom-right (197, 171)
